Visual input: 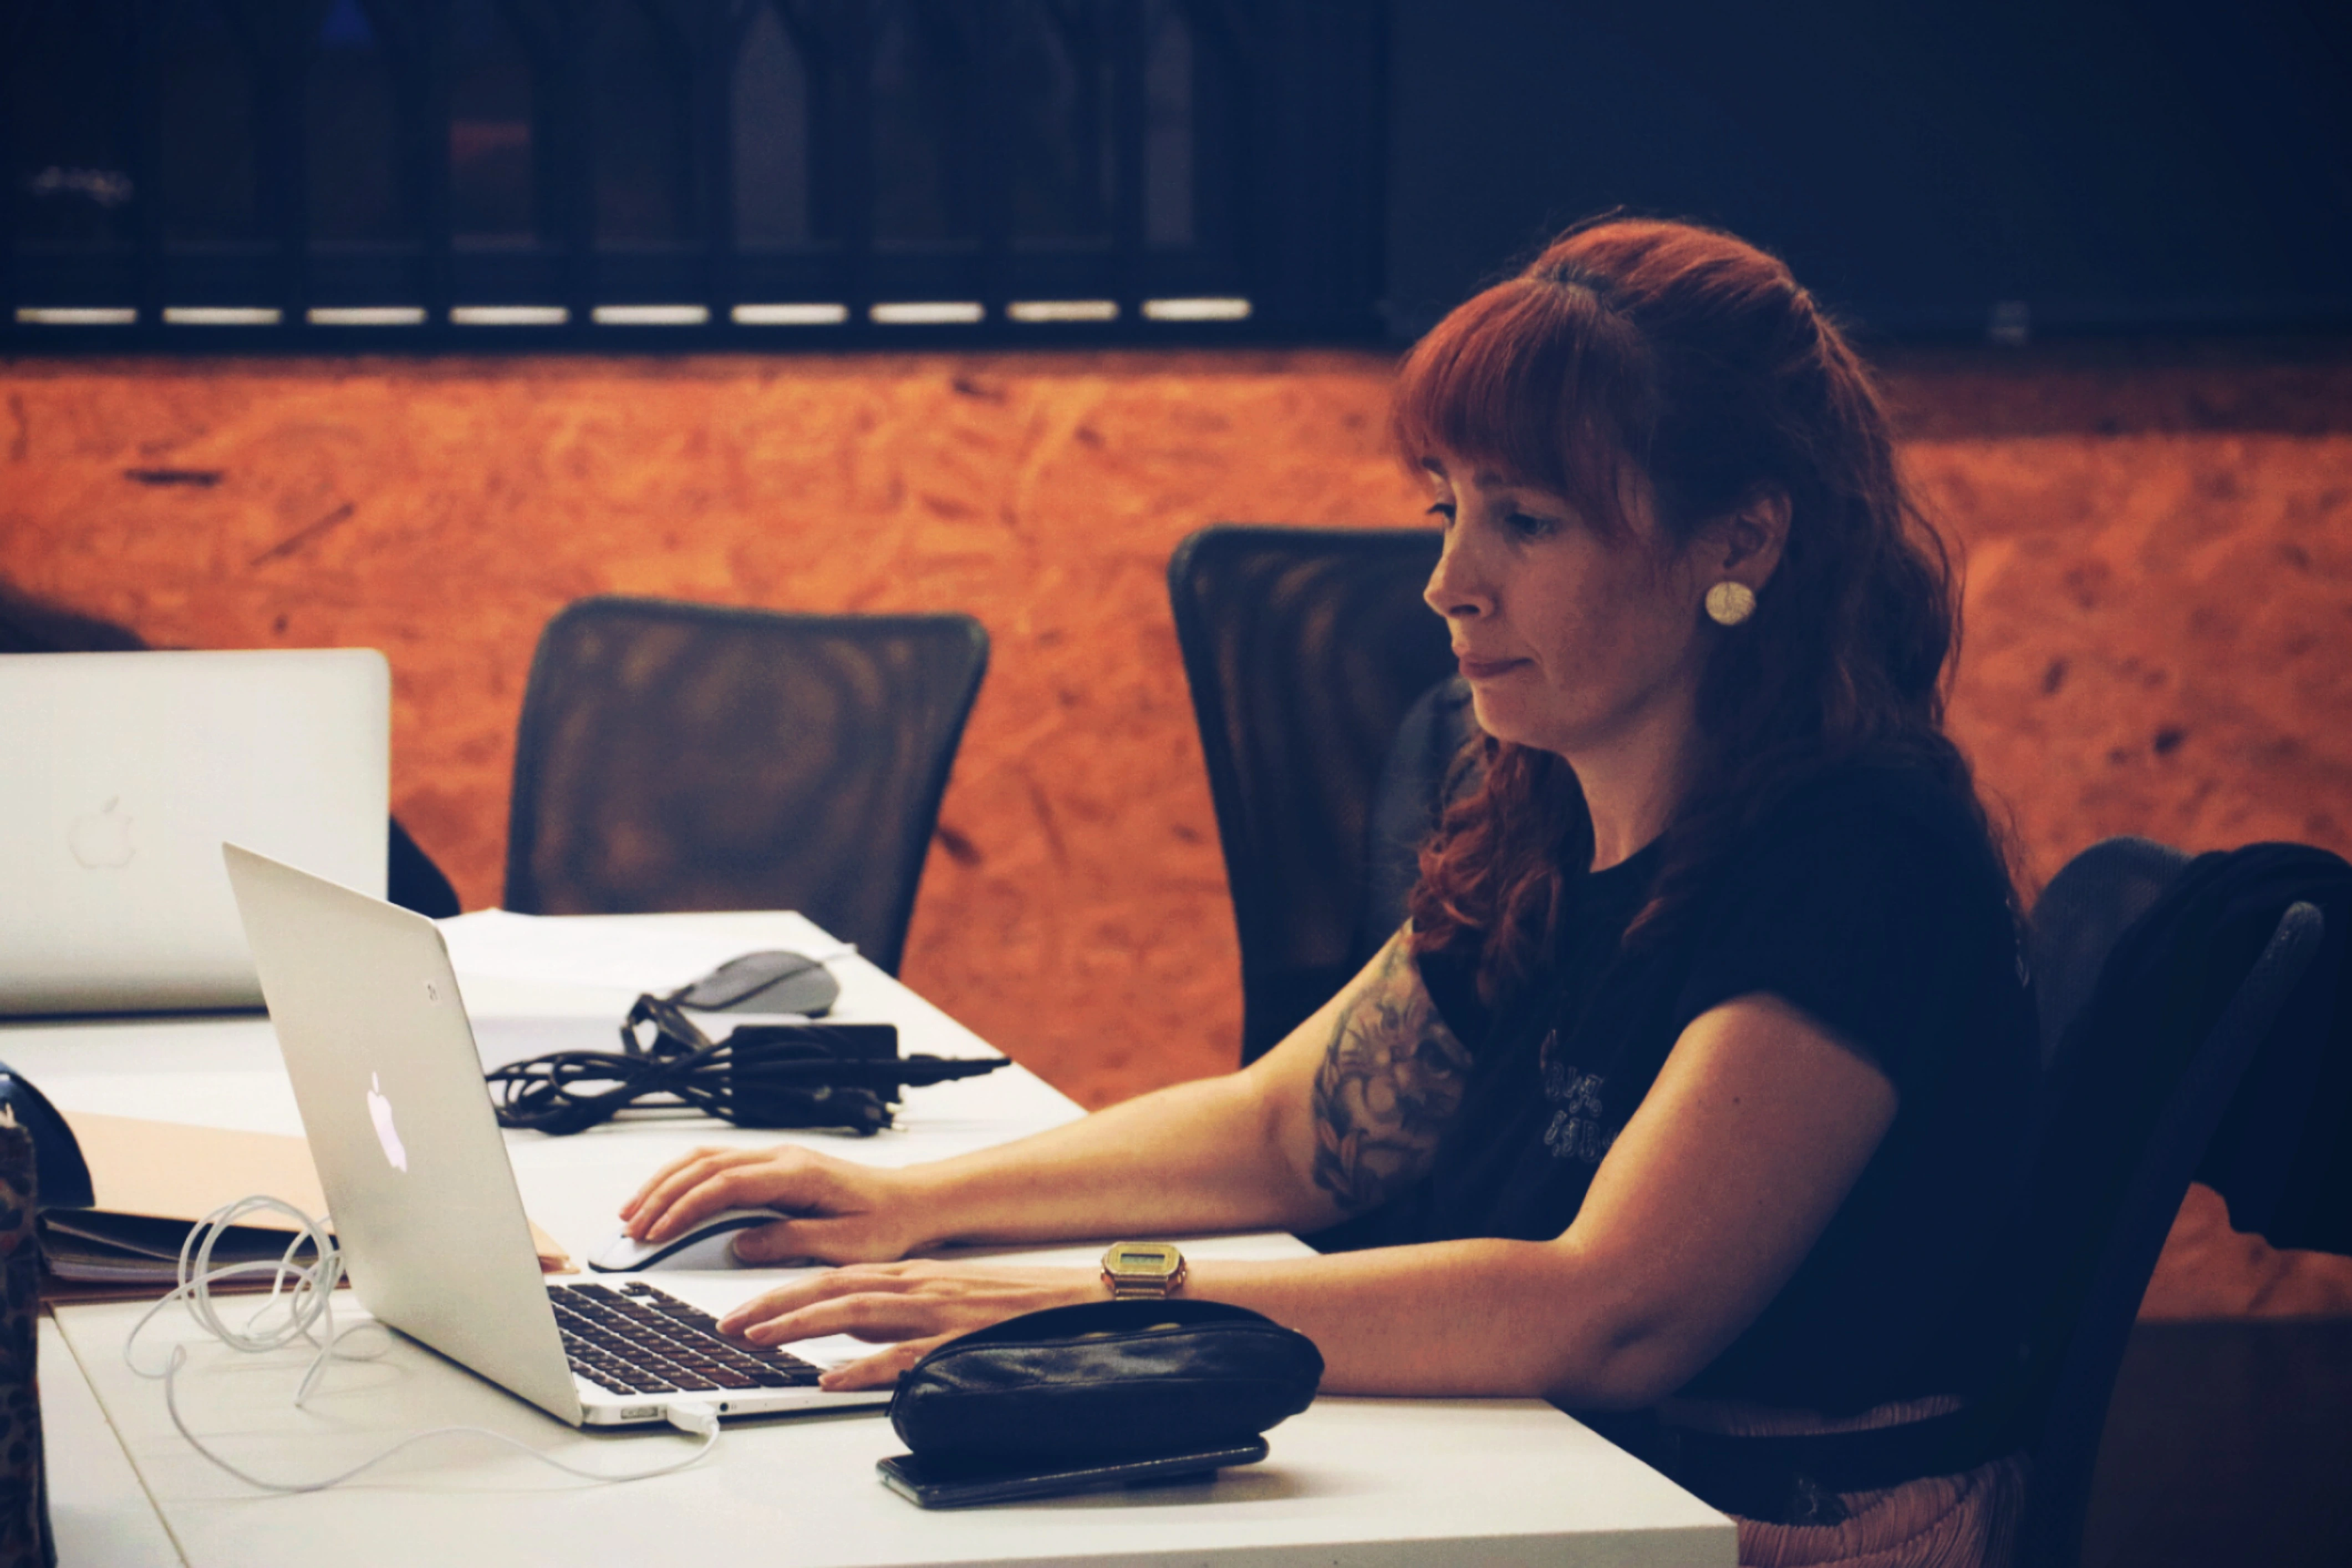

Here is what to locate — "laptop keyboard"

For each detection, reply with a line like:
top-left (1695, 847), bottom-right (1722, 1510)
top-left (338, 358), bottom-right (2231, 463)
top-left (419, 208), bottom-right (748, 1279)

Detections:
top-left (551, 1280), bottom-right (824, 1396)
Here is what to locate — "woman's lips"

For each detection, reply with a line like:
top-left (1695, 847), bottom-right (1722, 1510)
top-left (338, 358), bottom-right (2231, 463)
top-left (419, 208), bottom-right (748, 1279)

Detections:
top-left (1457, 654), bottom-right (1529, 680)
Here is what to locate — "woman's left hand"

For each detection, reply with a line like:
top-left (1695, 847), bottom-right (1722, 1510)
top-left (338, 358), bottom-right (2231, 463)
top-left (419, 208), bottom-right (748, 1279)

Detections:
top-left (718, 1260), bottom-right (1101, 1390)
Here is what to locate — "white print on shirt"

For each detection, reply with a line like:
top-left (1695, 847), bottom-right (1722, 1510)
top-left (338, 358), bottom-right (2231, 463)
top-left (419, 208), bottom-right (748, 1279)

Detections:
top-left (1538, 1029), bottom-right (1616, 1166)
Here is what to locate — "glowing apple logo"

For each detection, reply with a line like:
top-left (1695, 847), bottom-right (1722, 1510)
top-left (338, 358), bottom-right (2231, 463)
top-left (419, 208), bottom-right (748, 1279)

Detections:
top-left (67, 796), bottom-right (136, 869)
top-left (366, 1072), bottom-right (408, 1173)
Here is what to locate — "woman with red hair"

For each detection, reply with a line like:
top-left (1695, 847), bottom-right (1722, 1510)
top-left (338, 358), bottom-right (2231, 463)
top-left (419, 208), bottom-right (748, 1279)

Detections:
top-left (625, 218), bottom-right (2036, 1565)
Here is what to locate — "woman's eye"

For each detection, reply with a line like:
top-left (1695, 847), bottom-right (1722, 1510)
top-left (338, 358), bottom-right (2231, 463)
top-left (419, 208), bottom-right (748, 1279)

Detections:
top-left (1425, 501), bottom-right (1457, 525)
top-left (1504, 511), bottom-right (1558, 538)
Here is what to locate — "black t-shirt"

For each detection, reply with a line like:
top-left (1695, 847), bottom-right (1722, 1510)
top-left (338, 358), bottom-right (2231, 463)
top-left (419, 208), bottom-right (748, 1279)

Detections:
top-left (1396, 760), bottom-right (2037, 1416)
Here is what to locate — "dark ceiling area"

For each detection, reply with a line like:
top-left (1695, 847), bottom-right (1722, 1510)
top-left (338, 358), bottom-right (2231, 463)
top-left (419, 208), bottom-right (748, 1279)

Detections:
top-left (1384, 0), bottom-right (2352, 343)
top-left (6, 0), bottom-right (2346, 350)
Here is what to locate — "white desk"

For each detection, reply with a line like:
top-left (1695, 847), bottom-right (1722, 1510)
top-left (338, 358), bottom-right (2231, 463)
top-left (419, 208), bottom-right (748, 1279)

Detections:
top-left (18, 912), bottom-right (1733, 1566)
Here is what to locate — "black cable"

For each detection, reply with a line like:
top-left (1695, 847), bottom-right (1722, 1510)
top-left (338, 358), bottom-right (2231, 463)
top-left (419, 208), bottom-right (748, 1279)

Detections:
top-left (485, 994), bottom-right (1011, 1137)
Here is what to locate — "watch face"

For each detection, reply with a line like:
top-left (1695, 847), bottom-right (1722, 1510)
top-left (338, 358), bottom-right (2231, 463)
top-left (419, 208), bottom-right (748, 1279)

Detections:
top-left (1104, 1241), bottom-right (1181, 1279)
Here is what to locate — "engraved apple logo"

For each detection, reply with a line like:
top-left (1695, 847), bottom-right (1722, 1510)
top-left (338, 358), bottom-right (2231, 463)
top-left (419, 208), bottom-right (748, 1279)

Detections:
top-left (68, 796), bottom-right (136, 869)
top-left (367, 1072), bottom-right (408, 1173)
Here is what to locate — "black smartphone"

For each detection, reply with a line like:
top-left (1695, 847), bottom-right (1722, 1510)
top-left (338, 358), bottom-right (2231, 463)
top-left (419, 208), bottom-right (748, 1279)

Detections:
top-left (875, 1439), bottom-right (1270, 1509)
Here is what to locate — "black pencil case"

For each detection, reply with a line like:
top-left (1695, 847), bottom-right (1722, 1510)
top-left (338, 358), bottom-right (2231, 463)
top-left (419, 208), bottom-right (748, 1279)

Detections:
top-left (887, 1297), bottom-right (1324, 1463)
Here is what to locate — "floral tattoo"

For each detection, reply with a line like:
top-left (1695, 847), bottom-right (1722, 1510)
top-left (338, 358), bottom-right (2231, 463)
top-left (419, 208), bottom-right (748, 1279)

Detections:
top-left (1310, 939), bottom-right (1472, 1212)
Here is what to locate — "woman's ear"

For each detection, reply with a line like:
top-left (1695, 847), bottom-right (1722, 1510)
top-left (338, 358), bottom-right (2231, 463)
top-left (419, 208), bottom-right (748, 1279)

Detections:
top-left (1714, 486), bottom-right (1791, 588)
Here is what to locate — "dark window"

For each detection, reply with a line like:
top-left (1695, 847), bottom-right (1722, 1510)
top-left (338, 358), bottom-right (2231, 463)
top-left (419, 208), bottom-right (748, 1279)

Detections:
top-left (154, 0), bottom-right (261, 248)
top-left (590, 1), bottom-right (695, 251)
top-left (1141, 1), bottom-right (1193, 251)
top-left (1004, 3), bottom-right (1113, 247)
top-left (870, 2), bottom-right (974, 250)
top-left (732, 4), bottom-right (814, 248)
top-left (448, 0), bottom-right (541, 246)
top-left (9, 2), bottom-right (138, 259)
top-left (308, 0), bottom-right (413, 248)
top-left (4, 0), bottom-right (1381, 347)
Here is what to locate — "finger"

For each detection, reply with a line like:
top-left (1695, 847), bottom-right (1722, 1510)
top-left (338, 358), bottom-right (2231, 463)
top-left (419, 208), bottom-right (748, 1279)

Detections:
top-left (725, 1221), bottom-right (813, 1267)
top-left (625, 1149), bottom-right (761, 1236)
top-left (734, 1288), bottom-right (933, 1347)
top-left (717, 1265), bottom-right (912, 1335)
top-left (818, 1337), bottom-right (943, 1392)
top-left (640, 1156), bottom-right (806, 1241)
top-left (727, 1218), bottom-right (848, 1267)
top-left (621, 1146), bottom-right (730, 1218)
top-left (642, 1175), bottom-right (751, 1243)
top-left (729, 1213), bottom-right (881, 1266)
top-left (716, 1281), bottom-right (836, 1336)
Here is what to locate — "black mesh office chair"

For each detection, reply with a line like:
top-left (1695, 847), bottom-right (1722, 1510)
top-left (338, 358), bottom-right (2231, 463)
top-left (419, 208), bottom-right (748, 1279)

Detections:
top-left (2028, 836), bottom-right (2193, 1068)
top-left (2006, 842), bottom-right (2337, 1566)
top-left (1360, 673), bottom-right (1483, 956)
top-left (502, 597), bottom-right (989, 976)
top-left (1168, 526), bottom-right (1454, 1062)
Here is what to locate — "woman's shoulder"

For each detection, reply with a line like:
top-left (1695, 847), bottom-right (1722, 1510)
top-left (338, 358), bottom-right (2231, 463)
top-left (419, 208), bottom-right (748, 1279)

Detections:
top-left (1669, 751), bottom-right (2033, 1092)
top-left (1686, 750), bottom-right (2022, 969)
top-left (1739, 751), bottom-right (2007, 883)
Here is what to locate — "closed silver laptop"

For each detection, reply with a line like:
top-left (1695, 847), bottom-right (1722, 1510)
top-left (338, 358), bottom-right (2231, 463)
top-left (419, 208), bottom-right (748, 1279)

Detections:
top-left (0, 649), bottom-right (389, 1014)
top-left (222, 842), bottom-right (886, 1428)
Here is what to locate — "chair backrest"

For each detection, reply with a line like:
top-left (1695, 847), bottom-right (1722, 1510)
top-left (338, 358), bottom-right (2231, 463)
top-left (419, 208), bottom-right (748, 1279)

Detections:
top-left (2009, 848), bottom-right (2333, 1567)
top-left (502, 597), bottom-right (989, 976)
top-left (1167, 526), bottom-right (1453, 1062)
top-left (2028, 836), bottom-right (2190, 1070)
top-left (1359, 674), bottom-right (1482, 960)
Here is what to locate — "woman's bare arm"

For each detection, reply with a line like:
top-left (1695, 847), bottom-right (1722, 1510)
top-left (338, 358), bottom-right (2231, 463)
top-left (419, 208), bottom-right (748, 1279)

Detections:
top-left (1279, 936), bottom-right (1477, 1218)
top-left (620, 929), bottom-right (1472, 1258)
top-left (710, 991), bottom-right (1900, 1407)
top-left (1183, 994), bottom-right (1900, 1405)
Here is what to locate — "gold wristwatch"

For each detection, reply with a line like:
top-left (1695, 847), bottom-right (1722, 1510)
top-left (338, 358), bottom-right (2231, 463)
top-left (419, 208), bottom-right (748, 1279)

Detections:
top-left (1099, 1240), bottom-right (1187, 1300)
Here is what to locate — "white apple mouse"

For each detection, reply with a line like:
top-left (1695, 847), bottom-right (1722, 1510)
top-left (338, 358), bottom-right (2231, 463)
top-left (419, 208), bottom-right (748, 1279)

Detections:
top-left (588, 1208), bottom-right (794, 1272)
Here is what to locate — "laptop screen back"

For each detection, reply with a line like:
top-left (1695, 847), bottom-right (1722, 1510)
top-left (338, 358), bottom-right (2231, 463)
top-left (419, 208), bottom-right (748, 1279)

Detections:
top-left (0, 649), bottom-right (389, 1014)
top-left (222, 842), bottom-right (584, 1426)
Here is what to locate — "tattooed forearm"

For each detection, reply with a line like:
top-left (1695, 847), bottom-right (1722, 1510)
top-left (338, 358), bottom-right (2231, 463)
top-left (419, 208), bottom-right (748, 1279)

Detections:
top-left (1309, 939), bottom-right (1473, 1212)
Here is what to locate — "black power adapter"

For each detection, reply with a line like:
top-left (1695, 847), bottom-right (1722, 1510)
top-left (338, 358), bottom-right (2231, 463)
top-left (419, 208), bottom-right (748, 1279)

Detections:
top-left (485, 1001), bottom-right (1010, 1137)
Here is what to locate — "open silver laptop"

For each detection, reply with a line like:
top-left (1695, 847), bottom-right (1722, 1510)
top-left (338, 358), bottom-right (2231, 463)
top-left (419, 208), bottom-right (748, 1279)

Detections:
top-left (0, 649), bottom-right (389, 1015)
top-left (222, 842), bottom-right (887, 1428)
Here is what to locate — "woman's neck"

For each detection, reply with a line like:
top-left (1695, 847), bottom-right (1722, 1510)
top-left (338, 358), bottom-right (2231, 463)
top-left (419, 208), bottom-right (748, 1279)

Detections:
top-left (1568, 700), bottom-right (1704, 873)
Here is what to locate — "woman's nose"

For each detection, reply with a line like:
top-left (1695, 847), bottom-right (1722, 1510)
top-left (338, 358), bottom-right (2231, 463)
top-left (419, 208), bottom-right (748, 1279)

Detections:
top-left (1424, 536), bottom-right (1493, 620)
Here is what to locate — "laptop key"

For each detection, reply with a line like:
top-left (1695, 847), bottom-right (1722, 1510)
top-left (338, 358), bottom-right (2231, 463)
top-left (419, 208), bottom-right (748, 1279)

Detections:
top-left (562, 1282), bottom-right (827, 1394)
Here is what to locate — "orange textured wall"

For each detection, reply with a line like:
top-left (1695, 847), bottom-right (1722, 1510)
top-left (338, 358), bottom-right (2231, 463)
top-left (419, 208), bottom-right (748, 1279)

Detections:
top-left (2, 350), bottom-right (1410, 1110)
top-left (6, 339), bottom-right (2349, 1315)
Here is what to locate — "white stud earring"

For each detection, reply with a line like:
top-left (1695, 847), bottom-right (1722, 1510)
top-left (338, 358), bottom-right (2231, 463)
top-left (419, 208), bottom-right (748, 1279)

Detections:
top-left (1704, 581), bottom-right (1757, 626)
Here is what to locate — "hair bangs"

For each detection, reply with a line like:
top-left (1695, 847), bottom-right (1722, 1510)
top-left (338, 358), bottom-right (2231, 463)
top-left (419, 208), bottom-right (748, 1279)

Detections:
top-left (1390, 277), bottom-right (1648, 530)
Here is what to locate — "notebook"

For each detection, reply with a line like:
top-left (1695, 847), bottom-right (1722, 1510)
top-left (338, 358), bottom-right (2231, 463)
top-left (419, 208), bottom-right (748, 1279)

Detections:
top-left (222, 842), bottom-right (887, 1428)
top-left (35, 1111), bottom-right (573, 1291)
top-left (0, 649), bottom-right (390, 1014)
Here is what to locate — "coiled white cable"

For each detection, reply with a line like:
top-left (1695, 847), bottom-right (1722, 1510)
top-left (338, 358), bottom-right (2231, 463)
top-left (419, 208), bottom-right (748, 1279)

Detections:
top-left (123, 1195), bottom-right (720, 1493)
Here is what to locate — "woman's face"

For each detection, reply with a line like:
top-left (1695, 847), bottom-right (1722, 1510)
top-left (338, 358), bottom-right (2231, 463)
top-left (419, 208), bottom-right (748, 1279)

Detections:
top-left (1421, 452), bottom-right (1714, 763)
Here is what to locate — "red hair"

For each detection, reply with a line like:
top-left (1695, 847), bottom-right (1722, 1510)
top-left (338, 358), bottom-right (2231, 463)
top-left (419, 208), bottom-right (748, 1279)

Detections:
top-left (1397, 217), bottom-right (1995, 1000)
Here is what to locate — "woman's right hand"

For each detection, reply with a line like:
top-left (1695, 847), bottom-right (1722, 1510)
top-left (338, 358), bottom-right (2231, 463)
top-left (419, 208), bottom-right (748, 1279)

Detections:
top-left (618, 1144), bottom-right (930, 1265)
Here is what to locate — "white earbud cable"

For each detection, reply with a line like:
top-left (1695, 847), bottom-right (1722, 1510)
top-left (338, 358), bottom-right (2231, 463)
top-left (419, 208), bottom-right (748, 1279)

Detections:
top-left (124, 1195), bottom-right (719, 1493)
